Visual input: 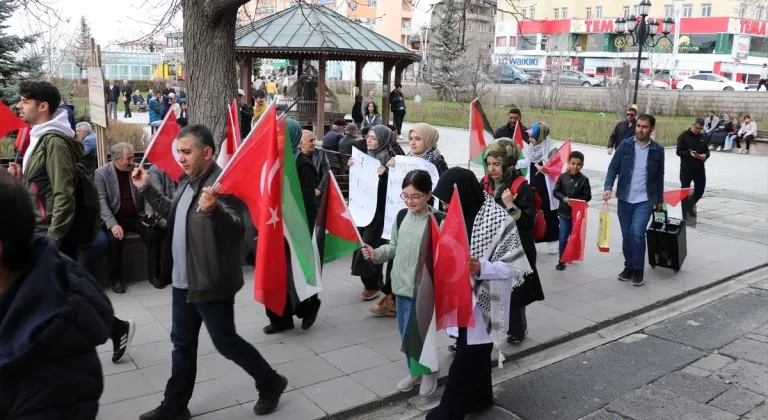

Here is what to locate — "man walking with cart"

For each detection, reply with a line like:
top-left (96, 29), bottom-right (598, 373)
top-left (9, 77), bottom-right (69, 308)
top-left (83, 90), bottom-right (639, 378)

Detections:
top-left (603, 114), bottom-right (665, 287)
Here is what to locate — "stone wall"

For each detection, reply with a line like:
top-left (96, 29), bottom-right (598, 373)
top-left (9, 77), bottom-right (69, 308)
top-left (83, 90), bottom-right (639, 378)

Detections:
top-left (326, 80), bottom-right (768, 119)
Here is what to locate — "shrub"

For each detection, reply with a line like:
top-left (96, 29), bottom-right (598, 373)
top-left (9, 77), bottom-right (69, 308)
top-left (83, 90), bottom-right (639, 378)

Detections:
top-left (0, 137), bottom-right (15, 158)
top-left (106, 120), bottom-right (146, 151)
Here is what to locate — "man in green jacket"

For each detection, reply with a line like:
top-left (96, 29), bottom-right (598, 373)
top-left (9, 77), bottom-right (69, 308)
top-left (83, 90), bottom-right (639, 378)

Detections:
top-left (7, 80), bottom-right (137, 366)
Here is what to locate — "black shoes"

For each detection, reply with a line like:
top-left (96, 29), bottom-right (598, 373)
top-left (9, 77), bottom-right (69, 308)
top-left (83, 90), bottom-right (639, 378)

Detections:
top-left (632, 269), bottom-right (645, 287)
top-left (112, 279), bottom-right (126, 294)
top-left (617, 268), bottom-right (633, 281)
top-left (301, 299), bottom-right (321, 330)
top-left (150, 278), bottom-right (165, 289)
top-left (263, 324), bottom-right (294, 335)
top-left (507, 329), bottom-right (528, 345)
top-left (556, 262), bottom-right (566, 271)
top-left (139, 406), bottom-right (191, 420)
top-left (111, 319), bottom-right (135, 364)
top-left (254, 374), bottom-right (288, 415)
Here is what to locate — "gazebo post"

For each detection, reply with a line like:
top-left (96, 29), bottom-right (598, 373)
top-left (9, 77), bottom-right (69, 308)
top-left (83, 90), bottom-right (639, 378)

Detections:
top-left (382, 61), bottom-right (393, 125)
top-left (239, 56), bottom-right (253, 105)
top-left (354, 60), bottom-right (366, 97)
top-left (394, 61), bottom-right (407, 90)
top-left (297, 59), bottom-right (304, 77)
top-left (316, 55), bottom-right (327, 138)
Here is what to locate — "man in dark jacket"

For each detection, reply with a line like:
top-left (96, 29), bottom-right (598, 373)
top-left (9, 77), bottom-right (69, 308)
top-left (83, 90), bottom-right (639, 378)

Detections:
top-left (603, 114), bottom-right (665, 287)
top-left (322, 119), bottom-right (345, 151)
top-left (494, 108), bottom-right (529, 142)
top-left (0, 170), bottom-right (114, 420)
top-left (132, 125), bottom-right (287, 420)
top-left (121, 80), bottom-right (132, 118)
top-left (389, 84), bottom-right (406, 138)
top-left (676, 118), bottom-right (709, 206)
top-left (237, 89), bottom-right (253, 139)
top-left (607, 107), bottom-right (637, 154)
top-left (339, 123), bottom-right (360, 155)
top-left (104, 79), bottom-right (120, 119)
top-left (300, 129), bottom-right (330, 200)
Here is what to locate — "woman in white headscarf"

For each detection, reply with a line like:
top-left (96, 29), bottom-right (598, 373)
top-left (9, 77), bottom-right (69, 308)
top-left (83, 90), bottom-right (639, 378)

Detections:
top-left (517, 122), bottom-right (560, 255)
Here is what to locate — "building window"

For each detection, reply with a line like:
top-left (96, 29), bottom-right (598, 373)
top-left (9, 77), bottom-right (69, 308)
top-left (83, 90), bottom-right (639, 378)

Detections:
top-left (554, 8), bottom-right (559, 19)
top-left (510, 36), bottom-right (517, 47)
top-left (758, 7), bottom-right (764, 20)
top-left (623, 6), bottom-right (630, 18)
top-left (518, 34), bottom-right (538, 51)
top-left (596, 6), bottom-right (602, 18)
top-left (496, 36), bottom-right (507, 47)
top-left (523, 8), bottom-right (528, 18)
top-left (701, 3), bottom-right (711, 17)
top-left (367, 0), bottom-right (376, 7)
top-left (529, 7), bottom-right (535, 19)
top-left (739, 8), bottom-right (745, 18)
top-left (682, 4), bottom-right (692, 17)
top-left (562, 8), bottom-right (568, 18)
top-left (664, 5), bottom-right (673, 18)
top-left (586, 7), bottom-right (592, 18)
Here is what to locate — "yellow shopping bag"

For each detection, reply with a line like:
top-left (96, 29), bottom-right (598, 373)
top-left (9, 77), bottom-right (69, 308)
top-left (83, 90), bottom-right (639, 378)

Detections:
top-left (597, 202), bottom-right (611, 253)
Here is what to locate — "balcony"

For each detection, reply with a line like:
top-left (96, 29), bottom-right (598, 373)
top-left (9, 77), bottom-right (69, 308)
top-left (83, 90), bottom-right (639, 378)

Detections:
top-left (402, 26), bottom-right (412, 35)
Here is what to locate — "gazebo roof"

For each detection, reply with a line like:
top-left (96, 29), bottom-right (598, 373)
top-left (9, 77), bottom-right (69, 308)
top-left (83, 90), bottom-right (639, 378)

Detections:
top-left (235, 3), bottom-right (419, 63)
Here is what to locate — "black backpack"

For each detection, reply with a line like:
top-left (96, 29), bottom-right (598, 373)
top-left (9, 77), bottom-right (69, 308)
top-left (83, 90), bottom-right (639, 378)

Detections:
top-left (395, 208), bottom-right (445, 232)
top-left (40, 134), bottom-right (101, 247)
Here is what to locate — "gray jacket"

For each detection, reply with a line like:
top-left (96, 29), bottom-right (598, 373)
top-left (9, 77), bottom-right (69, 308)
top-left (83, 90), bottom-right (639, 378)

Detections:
top-left (95, 161), bottom-right (152, 229)
top-left (139, 163), bottom-right (245, 302)
top-left (149, 165), bottom-right (178, 228)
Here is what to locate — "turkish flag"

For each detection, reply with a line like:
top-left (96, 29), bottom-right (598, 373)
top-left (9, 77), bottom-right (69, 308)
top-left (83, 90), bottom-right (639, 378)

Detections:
top-left (215, 105), bottom-right (287, 315)
top-left (433, 186), bottom-right (474, 330)
top-left (14, 126), bottom-right (30, 156)
top-left (216, 99), bottom-right (241, 169)
top-left (561, 199), bottom-right (588, 264)
top-left (0, 102), bottom-right (26, 139)
top-left (144, 111), bottom-right (183, 182)
top-left (663, 188), bottom-right (692, 207)
top-left (540, 139), bottom-right (572, 182)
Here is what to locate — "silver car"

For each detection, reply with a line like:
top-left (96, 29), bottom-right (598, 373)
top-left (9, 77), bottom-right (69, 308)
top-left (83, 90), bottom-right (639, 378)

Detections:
top-left (557, 70), bottom-right (603, 87)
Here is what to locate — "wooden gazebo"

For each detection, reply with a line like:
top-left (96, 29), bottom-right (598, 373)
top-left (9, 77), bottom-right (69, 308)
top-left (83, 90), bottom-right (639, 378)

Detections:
top-left (235, 3), bottom-right (420, 136)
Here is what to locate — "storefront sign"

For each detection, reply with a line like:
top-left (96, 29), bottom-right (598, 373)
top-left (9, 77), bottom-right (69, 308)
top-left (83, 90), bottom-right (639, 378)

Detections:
top-left (732, 35), bottom-right (750, 58)
top-left (740, 19), bottom-right (768, 37)
top-left (571, 19), bottom-right (616, 34)
top-left (495, 56), bottom-right (544, 69)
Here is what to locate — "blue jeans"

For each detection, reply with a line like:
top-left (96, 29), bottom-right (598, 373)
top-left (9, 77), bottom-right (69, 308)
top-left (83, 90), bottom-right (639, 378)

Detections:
top-left (558, 217), bottom-right (573, 260)
top-left (724, 134), bottom-right (736, 149)
top-left (163, 288), bottom-right (279, 410)
top-left (83, 230), bottom-right (109, 277)
top-left (617, 200), bottom-right (654, 270)
top-left (395, 295), bottom-right (414, 369)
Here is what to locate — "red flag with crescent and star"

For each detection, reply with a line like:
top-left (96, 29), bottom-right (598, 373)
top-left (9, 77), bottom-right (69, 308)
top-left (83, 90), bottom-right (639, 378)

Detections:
top-left (144, 110), bottom-right (183, 182)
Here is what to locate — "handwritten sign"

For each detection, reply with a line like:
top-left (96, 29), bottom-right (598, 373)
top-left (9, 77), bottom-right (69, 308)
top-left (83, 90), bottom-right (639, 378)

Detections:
top-left (349, 148), bottom-right (381, 227)
top-left (382, 156), bottom-right (439, 240)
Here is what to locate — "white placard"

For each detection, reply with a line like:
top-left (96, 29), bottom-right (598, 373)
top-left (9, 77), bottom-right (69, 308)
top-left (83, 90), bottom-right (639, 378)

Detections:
top-left (349, 148), bottom-right (381, 227)
top-left (87, 67), bottom-right (107, 128)
top-left (382, 156), bottom-right (439, 240)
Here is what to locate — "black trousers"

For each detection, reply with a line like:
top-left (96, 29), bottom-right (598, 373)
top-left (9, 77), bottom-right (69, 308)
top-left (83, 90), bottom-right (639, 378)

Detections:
top-left (107, 215), bottom-right (157, 282)
top-left (757, 79), bottom-right (768, 91)
top-left (266, 295), bottom-right (320, 328)
top-left (426, 328), bottom-right (494, 420)
top-left (680, 166), bottom-right (707, 204)
top-left (735, 134), bottom-right (754, 150)
top-left (123, 101), bottom-right (132, 117)
top-left (393, 110), bottom-right (406, 137)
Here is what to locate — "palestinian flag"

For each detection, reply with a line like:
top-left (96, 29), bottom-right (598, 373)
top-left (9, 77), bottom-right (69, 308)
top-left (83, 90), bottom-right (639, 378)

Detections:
top-left (469, 99), bottom-right (495, 171)
top-left (313, 172), bottom-right (363, 266)
top-left (403, 215), bottom-right (441, 377)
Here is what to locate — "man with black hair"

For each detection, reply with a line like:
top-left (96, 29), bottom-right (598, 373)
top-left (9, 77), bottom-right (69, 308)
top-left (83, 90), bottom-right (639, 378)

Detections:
top-left (494, 108), bottom-right (529, 142)
top-left (122, 80), bottom-right (133, 118)
top-left (237, 89), bottom-right (253, 139)
top-left (604, 114), bottom-right (665, 287)
top-left (676, 118), bottom-right (709, 207)
top-left (389, 83), bottom-right (406, 138)
top-left (607, 107), bottom-right (637, 155)
top-left (0, 170), bottom-right (114, 420)
top-left (132, 124), bottom-right (288, 419)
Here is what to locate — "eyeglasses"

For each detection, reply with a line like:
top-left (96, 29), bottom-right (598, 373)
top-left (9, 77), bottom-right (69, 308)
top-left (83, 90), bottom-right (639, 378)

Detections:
top-left (400, 193), bottom-right (426, 202)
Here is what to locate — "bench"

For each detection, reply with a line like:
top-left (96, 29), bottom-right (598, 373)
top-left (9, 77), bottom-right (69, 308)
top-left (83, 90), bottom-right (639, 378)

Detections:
top-left (89, 231), bottom-right (150, 287)
top-left (752, 130), bottom-right (768, 156)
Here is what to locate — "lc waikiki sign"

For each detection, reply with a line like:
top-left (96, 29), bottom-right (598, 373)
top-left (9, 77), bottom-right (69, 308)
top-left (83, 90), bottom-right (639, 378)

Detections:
top-left (496, 56), bottom-right (545, 69)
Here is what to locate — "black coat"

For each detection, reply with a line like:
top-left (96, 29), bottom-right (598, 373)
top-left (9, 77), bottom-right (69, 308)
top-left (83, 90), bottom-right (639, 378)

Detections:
top-left (0, 236), bottom-right (113, 420)
top-left (296, 154), bottom-right (318, 230)
top-left (676, 129), bottom-right (710, 169)
top-left (494, 122), bottom-right (529, 143)
top-left (239, 104), bottom-right (254, 139)
top-left (104, 84), bottom-right (121, 102)
top-left (552, 172), bottom-right (592, 219)
top-left (121, 85), bottom-right (132, 102)
top-left (608, 120), bottom-right (636, 149)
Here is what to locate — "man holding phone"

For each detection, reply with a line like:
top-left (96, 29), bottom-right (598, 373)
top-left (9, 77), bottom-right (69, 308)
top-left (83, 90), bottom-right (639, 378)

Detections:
top-left (676, 118), bottom-right (709, 208)
top-left (94, 142), bottom-right (159, 294)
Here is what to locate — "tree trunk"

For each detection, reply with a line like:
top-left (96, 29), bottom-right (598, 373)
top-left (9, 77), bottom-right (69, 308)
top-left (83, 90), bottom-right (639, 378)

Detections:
top-left (183, 0), bottom-right (247, 147)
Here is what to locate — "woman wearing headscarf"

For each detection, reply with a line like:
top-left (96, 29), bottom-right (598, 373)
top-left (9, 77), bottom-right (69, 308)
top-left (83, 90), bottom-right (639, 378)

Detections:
top-left (481, 139), bottom-right (544, 344)
top-left (263, 118), bottom-right (321, 334)
top-left (350, 125), bottom-right (398, 305)
top-left (517, 122), bottom-right (560, 255)
top-left (428, 168), bottom-right (532, 420)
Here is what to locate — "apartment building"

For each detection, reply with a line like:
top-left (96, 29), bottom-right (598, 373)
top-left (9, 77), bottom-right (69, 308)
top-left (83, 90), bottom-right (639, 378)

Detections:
top-left (494, 0), bottom-right (768, 84)
top-left (425, 0), bottom-right (498, 63)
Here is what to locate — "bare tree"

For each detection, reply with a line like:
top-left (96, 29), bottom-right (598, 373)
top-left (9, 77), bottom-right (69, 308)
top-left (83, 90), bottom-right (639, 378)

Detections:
top-left (734, 0), bottom-right (768, 18)
top-left (605, 61), bottom-right (635, 119)
top-left (21, 6), bottom-right (71, 80)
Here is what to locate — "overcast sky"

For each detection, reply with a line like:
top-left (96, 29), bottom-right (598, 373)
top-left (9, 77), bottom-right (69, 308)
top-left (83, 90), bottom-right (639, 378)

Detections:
top-left (9, 0), bottom-right (436, 50)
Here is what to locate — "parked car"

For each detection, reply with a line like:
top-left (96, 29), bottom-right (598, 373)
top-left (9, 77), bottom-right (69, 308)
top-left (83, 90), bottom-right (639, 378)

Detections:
top-left (609, 73), bottom-right (668, 89)
top-left (676, 74), bottom-right (751, 91)
top-left (496, 65), bottom-right (531, 84)
top-left (556, 70), bottom-right (603, 87)
top-left (654, 73), bottom-right (682, 89)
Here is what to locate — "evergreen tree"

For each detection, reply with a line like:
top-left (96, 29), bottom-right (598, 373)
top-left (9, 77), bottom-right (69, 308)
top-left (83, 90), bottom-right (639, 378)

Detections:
top-left (427, 0), bottom-right (465, 99)
top-left (0, 1), bottom-right (40, 104)
top-left (71, 16), bottom-right (92, 77)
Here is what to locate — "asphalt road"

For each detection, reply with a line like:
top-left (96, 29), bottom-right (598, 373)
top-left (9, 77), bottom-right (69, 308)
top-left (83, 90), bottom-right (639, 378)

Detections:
top-left (493, 279), bottom-right (768, 420)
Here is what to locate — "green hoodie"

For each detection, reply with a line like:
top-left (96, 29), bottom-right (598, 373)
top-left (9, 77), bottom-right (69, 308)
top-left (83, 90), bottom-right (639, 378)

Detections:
top-left (23, 114), bottom-right (83, 242)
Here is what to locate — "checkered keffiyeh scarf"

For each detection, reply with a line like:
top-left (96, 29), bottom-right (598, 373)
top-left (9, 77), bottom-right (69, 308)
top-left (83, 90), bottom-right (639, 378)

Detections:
top-left (470, 193), bottom-right (532, 361)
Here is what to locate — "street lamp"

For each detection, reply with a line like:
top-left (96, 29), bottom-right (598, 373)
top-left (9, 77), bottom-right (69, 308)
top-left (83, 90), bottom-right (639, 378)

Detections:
top-left (614, 0), bottom-right (674, 105)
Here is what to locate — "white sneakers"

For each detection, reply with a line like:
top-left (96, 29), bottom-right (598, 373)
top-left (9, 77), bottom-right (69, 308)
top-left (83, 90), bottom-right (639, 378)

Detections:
top-left (548, 241), bottom-right (559, 255)
top-left (716, 146), bottom-right (723, 151)
top-left (396, 372), bottom-right (438, 396)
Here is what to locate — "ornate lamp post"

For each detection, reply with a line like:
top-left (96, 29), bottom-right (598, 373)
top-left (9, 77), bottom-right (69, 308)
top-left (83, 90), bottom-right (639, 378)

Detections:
top-left (614, 0), bottom-right (674, 105)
